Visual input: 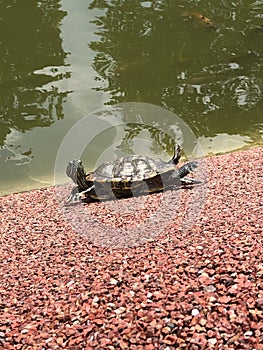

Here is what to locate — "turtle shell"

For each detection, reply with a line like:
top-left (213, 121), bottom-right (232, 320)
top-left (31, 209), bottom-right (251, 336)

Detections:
top-left (85, 155), bottom-right (179, 200)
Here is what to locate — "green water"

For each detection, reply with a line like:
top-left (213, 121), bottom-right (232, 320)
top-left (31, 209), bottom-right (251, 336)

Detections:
top-left (0, 0), bottom-right (262, 196)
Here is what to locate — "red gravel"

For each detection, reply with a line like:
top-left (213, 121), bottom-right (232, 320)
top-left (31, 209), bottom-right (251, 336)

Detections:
top-left (0, 147), bottom-right (262, 349)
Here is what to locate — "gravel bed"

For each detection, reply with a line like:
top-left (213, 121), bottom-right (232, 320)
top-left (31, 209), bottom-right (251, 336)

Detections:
top-left (0, 147), bottom-right (262, 349)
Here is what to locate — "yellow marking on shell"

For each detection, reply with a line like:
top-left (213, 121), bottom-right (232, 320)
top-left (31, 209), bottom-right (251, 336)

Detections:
top-left (111, 181), bottom-right (132, 190)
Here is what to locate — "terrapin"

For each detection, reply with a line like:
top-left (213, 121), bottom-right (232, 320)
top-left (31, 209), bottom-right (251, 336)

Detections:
top-left (66, 144), bottom-right (201, 203)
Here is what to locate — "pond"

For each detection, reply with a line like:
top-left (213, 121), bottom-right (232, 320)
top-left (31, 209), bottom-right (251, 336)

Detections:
top-left (0, 0), bottom-right (262, 196)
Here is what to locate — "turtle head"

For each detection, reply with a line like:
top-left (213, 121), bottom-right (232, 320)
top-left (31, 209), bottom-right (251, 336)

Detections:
top-left (66, 159), bottom-right (88, 191)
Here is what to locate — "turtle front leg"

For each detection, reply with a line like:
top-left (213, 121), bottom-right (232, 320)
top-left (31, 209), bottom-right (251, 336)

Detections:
top-left (66, 186), bottom-right (80, 203)
top-left (66, 185), bottom-right (95, 204)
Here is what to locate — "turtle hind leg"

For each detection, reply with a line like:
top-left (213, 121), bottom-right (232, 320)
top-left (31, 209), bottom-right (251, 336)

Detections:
top-left (178, 161), bottom-right (203, 186)
top-left (178, 161), bottom-right (198, 178)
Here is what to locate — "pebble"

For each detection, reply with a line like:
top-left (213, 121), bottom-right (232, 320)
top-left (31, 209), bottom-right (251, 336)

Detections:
top-left (0, 146), bottom-right (262, 348)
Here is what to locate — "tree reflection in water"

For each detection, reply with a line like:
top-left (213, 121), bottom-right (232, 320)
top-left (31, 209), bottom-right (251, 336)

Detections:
top-left (89, 0), bottom-right (263, 143)
top-left (0, 0), bottom-right (70, 148)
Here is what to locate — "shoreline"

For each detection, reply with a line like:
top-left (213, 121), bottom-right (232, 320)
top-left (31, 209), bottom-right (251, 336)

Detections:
top-left (1, 142), bottom-right (262, 199)
top-left (0, 146), bottom-right (262, 348)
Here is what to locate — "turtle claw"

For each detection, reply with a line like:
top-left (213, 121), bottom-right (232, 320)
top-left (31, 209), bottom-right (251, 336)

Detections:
top-left (68, 193), bottom-right (82, 203)
top-left (65, 187), bottom-right (83, 205)
top-left (180, 177), bottom-right (203, 186)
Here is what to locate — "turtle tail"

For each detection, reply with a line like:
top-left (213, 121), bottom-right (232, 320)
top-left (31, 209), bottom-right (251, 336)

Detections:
top-left (169, 144), bottom-right (181, 165)
top-left (178, 161), bottom-right (198, 178)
